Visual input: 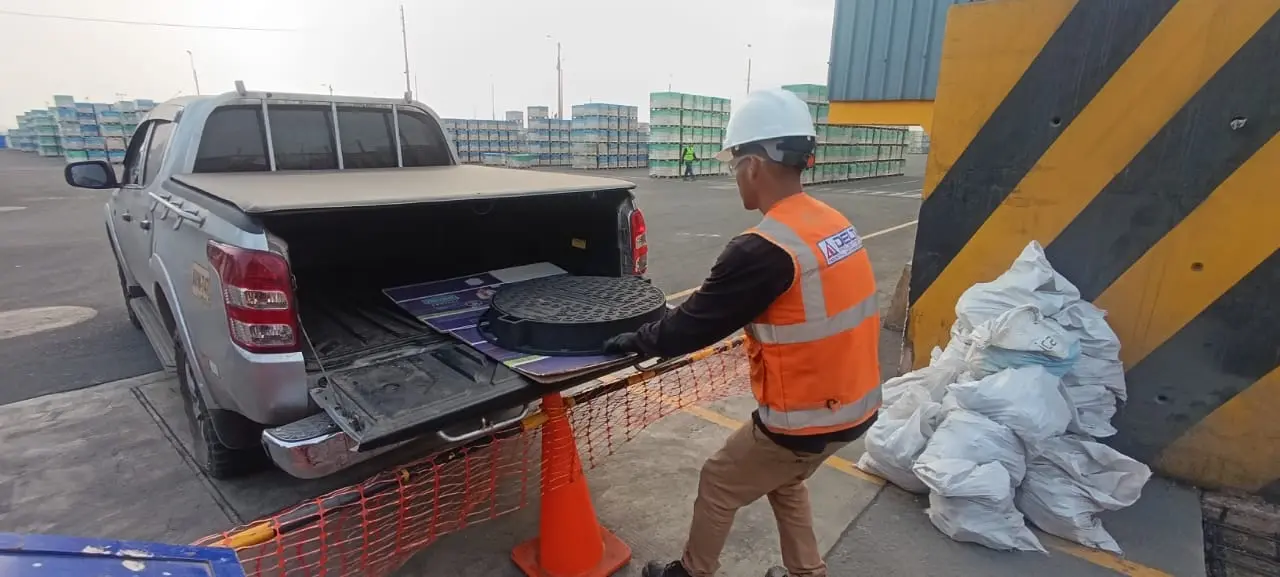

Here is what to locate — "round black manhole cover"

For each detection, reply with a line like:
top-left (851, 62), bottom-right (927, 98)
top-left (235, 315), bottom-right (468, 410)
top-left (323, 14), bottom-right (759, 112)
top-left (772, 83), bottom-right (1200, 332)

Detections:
top-left (479, 275), bottom-right (667, 356)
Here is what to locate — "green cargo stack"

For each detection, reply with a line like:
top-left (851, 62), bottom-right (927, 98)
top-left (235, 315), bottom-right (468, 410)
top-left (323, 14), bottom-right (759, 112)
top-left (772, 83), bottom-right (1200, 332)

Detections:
top-left (443, 118), bottom-right (529, 165)
top-left (780, 84), bottom-right (908, 185)
top-left (9, 95), bottom-right (154, 163)
top-left (570, 103), bottom-right (645, 170)
top-left (647, 92), bottom-right (730, 178)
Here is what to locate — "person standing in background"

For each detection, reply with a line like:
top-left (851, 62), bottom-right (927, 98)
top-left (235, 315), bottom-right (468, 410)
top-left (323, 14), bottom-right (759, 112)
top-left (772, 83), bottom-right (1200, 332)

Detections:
top-left (682, 144), bottom-right (697, 181)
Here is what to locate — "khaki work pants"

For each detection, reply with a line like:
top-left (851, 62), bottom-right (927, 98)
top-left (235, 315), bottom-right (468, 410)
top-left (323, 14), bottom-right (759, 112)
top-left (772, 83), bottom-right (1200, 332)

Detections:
top-left (681, 422), bottom-right (847, 577)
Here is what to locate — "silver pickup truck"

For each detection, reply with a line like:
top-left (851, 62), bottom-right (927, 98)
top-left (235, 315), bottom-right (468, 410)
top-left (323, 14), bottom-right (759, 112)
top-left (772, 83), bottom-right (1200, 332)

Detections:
top-left (64, 88), bottom-right (647, 480)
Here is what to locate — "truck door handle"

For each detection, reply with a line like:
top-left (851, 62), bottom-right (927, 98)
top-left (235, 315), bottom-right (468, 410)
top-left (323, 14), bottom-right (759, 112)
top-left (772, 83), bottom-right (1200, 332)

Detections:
top-left (120, 212), bottom-right (133, 222)
top-left (138, 219), bottom-right (151, 231)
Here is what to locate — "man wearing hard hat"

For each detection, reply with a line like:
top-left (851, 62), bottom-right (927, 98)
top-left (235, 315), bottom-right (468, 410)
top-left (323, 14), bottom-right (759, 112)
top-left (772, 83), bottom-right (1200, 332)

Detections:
top-left (604, 88), bottom-right (882, 577)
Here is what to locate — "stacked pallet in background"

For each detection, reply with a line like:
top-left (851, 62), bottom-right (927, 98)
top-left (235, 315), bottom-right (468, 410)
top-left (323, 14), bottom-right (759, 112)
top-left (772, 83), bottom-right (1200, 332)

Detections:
top-left (781, 84), bottom-right (907, 185)
top-left (442, 119), bottom-right (523, 164)
top-left (646, 92), bottom-right (730, 178)
top-left (907, 127), bottom-right (930, 154)
top-left (526, 108), bottom-right (571, 167)
top-left (8, 96), bottom-right (154, 163)
top-left (7, 119), bottom-right (33, 152)
top-left (569, 103), bottom-right (645, 170)
top-left (9, 112), bottom-right (42, 153)
top-left (24, 109), bottom-right (60, 157)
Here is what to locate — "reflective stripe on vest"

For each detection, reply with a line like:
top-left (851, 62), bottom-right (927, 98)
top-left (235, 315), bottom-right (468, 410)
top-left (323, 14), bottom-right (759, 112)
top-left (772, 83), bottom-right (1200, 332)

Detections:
top-left (747, 216), bottom-right (877, 344)
top-left (746, 203), bottom-right (882, 436)
top-left (757, 386), bottom-right (882, 432)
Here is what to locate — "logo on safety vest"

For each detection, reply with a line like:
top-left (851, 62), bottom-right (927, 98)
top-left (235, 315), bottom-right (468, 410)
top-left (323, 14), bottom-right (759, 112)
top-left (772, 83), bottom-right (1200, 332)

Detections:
top-left (817, 227), bottom-right (862, 265)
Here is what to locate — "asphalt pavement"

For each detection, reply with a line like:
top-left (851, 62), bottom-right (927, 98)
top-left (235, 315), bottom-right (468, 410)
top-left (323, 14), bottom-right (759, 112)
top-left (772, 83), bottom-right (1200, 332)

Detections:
top-left (0, 152), bottom-right (158, 405)
top-left (0, 150), bottom-right (924, 405)
top-left (0, 151), bottom-right (1209, 577)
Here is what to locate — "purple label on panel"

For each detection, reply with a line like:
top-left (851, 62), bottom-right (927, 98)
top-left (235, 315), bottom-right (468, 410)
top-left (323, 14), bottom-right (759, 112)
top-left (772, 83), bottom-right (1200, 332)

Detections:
top-left (383, 267), bottom-right (628, 378)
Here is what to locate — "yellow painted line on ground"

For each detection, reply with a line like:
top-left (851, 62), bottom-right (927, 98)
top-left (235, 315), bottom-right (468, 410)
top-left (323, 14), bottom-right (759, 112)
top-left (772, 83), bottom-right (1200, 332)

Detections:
top-left (673, 397), bottom-right (1169, 576)
top-left (665, 286), bottom-right (699, 302)
top-left (663, 220), bottom-right (919, 303)
top-left (648, 391), bottom-right (885, 486)
top-left (1041, 535), bottom-right (1174, 577)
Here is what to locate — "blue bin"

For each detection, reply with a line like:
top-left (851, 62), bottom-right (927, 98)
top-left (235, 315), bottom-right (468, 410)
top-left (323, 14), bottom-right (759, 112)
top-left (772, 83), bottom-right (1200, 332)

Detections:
top-left (0, 533), bottom-right (245, 576)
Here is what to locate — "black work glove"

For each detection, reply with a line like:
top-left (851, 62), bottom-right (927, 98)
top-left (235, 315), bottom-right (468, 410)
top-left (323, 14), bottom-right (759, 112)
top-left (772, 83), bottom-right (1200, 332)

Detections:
top-left (602, 332), bottom-right (643, 355)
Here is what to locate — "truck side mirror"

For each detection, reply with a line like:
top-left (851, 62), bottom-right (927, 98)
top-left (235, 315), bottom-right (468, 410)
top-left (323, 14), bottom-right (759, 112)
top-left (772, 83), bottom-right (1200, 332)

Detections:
top-left (64, 160), bottom-right (118, 190)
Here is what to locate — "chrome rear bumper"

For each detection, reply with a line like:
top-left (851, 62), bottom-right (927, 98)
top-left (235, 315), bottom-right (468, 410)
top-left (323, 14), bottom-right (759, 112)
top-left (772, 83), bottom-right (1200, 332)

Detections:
top-left (261, 412), bottom-right (403, 479)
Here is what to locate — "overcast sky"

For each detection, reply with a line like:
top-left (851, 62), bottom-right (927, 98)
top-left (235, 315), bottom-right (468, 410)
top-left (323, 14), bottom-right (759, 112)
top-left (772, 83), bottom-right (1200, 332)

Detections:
top-left (0, 0), bottom-right (835, 129)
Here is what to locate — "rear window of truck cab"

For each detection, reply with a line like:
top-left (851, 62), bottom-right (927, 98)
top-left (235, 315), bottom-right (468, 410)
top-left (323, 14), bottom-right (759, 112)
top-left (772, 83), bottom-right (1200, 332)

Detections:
top-left (193, 104), bottom-right (451, 173)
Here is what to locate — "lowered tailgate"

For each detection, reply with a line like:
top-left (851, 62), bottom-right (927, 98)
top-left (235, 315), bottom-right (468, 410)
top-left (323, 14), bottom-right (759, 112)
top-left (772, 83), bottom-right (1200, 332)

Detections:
top-left (298, 288), bottom-right (540, 451)
top-left (310, 339), bottom-right (533, 451)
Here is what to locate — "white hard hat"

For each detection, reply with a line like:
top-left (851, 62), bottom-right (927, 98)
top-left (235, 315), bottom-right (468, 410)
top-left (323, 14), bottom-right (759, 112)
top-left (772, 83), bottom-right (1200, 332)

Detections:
top-left (715, 88), bottom-right (816, 161)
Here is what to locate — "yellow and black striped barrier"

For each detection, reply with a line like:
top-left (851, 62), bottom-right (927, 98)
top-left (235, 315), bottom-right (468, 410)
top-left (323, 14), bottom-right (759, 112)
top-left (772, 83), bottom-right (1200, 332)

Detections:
top-left (908, 0), bottom-right (1280, 500)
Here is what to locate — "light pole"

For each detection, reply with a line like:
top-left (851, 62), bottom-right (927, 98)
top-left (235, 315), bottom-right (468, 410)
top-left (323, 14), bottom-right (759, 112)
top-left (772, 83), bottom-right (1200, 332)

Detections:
top-left (186, 50), bottom-right (201, 95)
top-left (546, 35), bottom-right (563, 119)
top-left (745, 43), bottom-right (753, 93)
top-left (400, 5), bottom-right (412, 98)
top-left (320, 83), bottom-right (334, 98)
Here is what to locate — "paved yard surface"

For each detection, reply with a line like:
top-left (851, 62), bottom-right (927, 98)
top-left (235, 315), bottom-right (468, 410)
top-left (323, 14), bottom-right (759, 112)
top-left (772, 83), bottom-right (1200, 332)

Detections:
top-left (0, 150), bottom-right (1207, 577)
top-left (0, 151), bottom-right (923, 404)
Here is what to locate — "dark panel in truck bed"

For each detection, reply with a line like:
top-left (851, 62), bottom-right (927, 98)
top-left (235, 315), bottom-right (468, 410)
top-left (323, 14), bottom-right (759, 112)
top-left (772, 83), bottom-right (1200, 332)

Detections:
top-left (311, 340), bottom-right (533, 450)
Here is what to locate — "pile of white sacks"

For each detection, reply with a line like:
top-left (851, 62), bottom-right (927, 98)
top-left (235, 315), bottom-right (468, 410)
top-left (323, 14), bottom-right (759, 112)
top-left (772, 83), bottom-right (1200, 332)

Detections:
top-left (858, 241), bottom-right (1152, 554)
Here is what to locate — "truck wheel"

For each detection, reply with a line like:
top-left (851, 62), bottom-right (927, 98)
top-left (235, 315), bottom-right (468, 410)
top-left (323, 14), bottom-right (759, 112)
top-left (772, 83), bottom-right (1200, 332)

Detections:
top-left (116, 261), bottom-right (142, 330)
top-left (175, 333), bottom-right (266, 479)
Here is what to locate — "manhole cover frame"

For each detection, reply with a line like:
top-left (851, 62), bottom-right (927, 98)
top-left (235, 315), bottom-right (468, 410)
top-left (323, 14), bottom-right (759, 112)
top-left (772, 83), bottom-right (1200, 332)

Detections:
top-left (478, 275), bottom-right (667, 356)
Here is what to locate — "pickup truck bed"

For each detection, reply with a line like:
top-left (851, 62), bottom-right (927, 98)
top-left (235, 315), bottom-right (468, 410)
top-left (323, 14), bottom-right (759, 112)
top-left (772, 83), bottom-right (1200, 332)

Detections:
top-left (298, 284), bottom-right (433, 367)
top-left (246, 177), bottom-right (642, 452)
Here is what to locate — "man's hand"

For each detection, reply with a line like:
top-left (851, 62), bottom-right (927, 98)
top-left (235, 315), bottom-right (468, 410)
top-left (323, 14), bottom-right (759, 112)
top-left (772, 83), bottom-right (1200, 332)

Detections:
top-left (603, 332), bottom-right (643, 354)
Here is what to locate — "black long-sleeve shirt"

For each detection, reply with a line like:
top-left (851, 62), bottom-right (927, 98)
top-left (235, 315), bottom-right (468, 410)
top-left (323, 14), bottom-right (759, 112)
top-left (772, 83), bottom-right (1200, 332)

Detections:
top-left (632, 233), bottom-right (876, 453)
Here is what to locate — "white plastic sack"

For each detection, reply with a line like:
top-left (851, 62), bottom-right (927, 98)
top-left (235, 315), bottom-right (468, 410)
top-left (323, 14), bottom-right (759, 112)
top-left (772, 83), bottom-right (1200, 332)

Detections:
top-left (882, 347), bottom-right (969, 407)
top-left (946, 367), bottom-right (1072, 452)
top-left (954, 241), bottom-right (1082, 332)
top-left (1037, 436), bottom-right (1151, 508)
top-left (1062, 379), bottom-right (1118, 438)
top-left (1067, 354), bottom-right (1127, 403)
top-left (860, 387), bottom-right (943, 493)
top-left (1015, 435), bottom-right (1151, 554)
top-left (953, 305), bottom-right (1081, 377)
top-left (1055, 300), bottom-right (1127, 404)
top-left (926, 484), bottom-right (1046, 553)
top-left (915, 410), bottom-right (1026, 486)
top-left (1052, 301), bottom-right (1121, 361)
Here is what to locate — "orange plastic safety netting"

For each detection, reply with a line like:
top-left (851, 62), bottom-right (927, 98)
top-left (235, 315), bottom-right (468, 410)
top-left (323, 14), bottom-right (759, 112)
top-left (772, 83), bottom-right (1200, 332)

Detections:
top-left (195, 337), bottom-right (750, 576)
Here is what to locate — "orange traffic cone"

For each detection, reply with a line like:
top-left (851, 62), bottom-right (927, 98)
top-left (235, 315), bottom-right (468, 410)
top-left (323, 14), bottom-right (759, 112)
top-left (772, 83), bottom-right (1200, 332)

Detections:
top-left (512, 392), bottom-right (631, 576)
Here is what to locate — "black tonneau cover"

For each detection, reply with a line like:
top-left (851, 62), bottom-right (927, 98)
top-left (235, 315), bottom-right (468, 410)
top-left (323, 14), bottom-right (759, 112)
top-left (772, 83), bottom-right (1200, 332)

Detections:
top-left (171, 165), bottom-right (634, 214)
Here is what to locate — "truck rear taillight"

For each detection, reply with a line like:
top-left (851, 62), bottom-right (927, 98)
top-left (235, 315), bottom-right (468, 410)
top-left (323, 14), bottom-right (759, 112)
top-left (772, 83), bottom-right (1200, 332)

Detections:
top-left (630, 209), bottom-right (648, 275)
top-left (207, 241), bottom-right (300, 354)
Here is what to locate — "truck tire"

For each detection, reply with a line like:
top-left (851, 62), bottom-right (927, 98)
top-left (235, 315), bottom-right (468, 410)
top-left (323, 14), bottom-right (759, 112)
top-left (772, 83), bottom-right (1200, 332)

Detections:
top-left (175, 333), bottom-right (267, 479)
top-left (115, 260), bottom-right (142, 330)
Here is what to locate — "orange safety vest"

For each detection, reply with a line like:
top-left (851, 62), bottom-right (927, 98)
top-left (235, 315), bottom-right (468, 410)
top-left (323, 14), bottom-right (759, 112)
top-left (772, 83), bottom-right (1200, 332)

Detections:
top-left (744, 193), bottom-right (882, 436)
